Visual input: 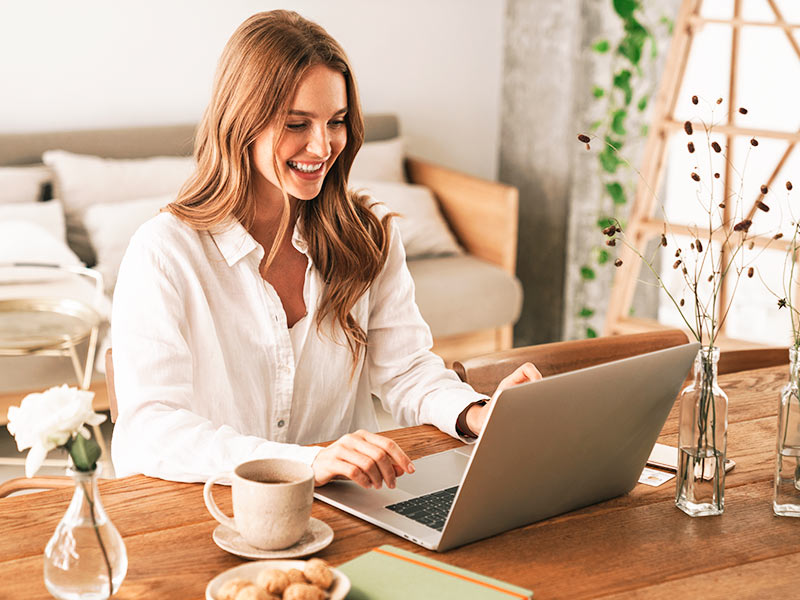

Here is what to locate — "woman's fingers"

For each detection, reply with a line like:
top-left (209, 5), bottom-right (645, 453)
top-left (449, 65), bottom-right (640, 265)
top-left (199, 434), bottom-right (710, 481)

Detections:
top-left (312, 430), bottom-right (414, 489)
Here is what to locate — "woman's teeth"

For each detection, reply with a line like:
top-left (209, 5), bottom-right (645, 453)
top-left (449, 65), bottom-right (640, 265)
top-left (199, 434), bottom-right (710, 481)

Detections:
top-left (288, 160), bottom-right (323, 173)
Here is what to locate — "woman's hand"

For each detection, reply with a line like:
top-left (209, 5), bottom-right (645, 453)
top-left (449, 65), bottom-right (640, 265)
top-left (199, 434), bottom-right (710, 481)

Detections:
top-left (312, 429), bottom-right (415, 489)
top-left (465, 362), bottom-right (542, 436)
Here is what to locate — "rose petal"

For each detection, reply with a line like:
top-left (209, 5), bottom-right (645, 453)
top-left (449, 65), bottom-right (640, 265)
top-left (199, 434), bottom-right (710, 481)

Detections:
top-left (25, 444), bottom-right (47, 478)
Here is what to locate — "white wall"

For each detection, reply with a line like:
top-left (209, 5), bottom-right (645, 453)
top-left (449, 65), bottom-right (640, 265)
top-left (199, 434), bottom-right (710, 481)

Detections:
top-left (0, 1), bottom-right (505, 180)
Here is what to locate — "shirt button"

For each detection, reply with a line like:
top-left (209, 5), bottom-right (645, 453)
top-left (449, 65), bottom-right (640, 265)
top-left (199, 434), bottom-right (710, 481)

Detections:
top-left (277, 419), bottom-right (285, 428)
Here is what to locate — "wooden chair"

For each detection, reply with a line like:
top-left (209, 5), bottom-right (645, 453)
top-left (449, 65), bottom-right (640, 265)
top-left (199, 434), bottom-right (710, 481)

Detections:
top-left (718, 347), bottom-right (788, 376)
top-left (0, 476), bottom-right (74, 498)
top-left (453, 330), bottom-right (690, 396)
top-left (105, 347), bottom-right (118, 423)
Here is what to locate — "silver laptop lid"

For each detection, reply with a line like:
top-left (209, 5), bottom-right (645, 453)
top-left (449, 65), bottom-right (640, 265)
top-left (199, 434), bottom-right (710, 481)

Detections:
top-left (437, 341), bottom-right (699, 550)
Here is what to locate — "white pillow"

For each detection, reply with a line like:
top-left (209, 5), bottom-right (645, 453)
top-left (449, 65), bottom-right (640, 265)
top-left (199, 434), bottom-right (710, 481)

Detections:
top-left (350, 138), bottom-right (405, 183)
top-left (42, 150), bottom-right (195, 265)
top-left (83, 195), bottom-right (172, 293)
top-left (0, 220), bottom-right (83, 283)
top-left (351, 180), bottom-right (462, 259)
top-left (0, 199), bottom-right (67, 243)
top-left (0, 165), bottom-right (54, 204)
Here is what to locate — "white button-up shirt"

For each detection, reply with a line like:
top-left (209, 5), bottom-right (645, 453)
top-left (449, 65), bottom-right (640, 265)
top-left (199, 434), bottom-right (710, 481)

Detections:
top-left (110, 209), bottom-right (485, 482)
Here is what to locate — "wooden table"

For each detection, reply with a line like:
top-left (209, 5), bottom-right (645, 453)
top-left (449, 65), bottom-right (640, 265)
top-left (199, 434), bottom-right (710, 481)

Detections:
top-left (1, 364), bottom-right (797, 599)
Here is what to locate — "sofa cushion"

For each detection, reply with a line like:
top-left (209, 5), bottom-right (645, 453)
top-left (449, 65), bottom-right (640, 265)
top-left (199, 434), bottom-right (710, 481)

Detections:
top-left (408, 255), bottom-right (522, 338)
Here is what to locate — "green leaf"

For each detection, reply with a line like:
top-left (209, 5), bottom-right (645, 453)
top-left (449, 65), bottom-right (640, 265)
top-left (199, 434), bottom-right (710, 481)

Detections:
top-left (67, 434), bottom-right (101, 472)
top-left (592, 86), bottom-right (605, 99)
top-left (597, 217), bottom-right (614, 229)
top-left (612, 70), bottom-right (633, 105)
top-left (586, 327), bottom-right (598, 338)
top-left (605, 181), bottom-right (627, 205)
top-left (611, 109), bottom-right (627, 135)
top-left (660, 16), bottom-right (674, 35)
top-left (592, 39), bottom-right (610, 53)
top-left (599, 148), bottom-right (622, 173)
top-left (613, 0), bottom-right (639, 19)
top-left (640, 124), bottom-right (649, 136)
top-left (580, 266), bottom-right (596, 280)
top-left (617, 34), bottom-right (643, 65)
top-left (597, 249), bottom-right (610, 264)
top-left (589, 119), bottom-right (602, 131)
top-left (637, 96), bottom-right (648, 111)
top-left (579, 307), bottom-right (595, 318)
top-left (605, 136), bottom-right (624, 151)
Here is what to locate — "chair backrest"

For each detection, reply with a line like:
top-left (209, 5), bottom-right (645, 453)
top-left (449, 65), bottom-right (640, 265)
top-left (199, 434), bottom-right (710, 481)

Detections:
top-left (0, 476), bottom-right (74, 498)
top-left (105, 348), bottom-right (118, 423)
top-left (718, 347), bottom-right (788, 375)
top-left (453, 330), bottom-right (690, 396)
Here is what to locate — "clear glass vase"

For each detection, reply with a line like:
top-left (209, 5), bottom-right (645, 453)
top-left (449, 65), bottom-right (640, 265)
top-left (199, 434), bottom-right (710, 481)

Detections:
top-left (675, 346), bottom-right (728, 516)
top-left (773, 347), bottom-right (800, 517)
top-left (44, 465), bottom-right (127, 599)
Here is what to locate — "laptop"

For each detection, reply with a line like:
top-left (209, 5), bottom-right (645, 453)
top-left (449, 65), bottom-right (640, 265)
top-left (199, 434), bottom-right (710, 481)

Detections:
top-left (315, 341), bottom-right (699, 551)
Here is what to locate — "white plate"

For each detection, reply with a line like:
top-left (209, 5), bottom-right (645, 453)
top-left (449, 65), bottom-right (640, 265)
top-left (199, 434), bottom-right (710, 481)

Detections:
top-left (206, 559), bottom-right (350, 600)
top-left (213, 517), bottom-right (334, 560)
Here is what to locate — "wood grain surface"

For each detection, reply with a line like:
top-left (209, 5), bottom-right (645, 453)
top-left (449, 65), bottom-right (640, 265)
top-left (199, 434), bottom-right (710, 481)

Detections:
top-left (0, 364), bottom-right (793, 599)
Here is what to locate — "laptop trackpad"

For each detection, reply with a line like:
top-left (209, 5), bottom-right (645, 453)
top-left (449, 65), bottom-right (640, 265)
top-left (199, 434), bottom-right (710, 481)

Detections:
top-left (394, 449), bottom-right (469, 497)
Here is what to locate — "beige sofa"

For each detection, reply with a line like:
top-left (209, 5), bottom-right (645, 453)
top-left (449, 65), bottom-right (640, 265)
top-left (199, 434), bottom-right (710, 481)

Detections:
top-left (0, 115), bottom-right (521, 417)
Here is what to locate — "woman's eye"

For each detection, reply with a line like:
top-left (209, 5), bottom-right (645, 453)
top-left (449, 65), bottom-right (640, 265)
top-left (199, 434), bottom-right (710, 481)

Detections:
top-left (329, 119), bottom-right (346, 127)
top-left (286, 123), bottom-right (306, 130)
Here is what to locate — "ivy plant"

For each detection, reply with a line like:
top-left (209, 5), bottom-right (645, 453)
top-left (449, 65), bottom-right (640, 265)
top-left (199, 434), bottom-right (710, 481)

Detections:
top-left (576, 0), bottom-right (673, 338)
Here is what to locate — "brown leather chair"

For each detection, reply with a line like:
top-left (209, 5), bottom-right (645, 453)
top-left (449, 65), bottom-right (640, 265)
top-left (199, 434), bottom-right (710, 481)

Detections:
top-left (453, 330), bottom-right (690, 396)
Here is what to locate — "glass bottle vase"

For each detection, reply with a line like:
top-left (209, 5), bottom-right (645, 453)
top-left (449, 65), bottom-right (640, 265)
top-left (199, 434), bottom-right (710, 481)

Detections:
top-left (773, 347), bottom-right (800, 516)
top-left (675, 346), bottom-right (728, 516)
top-left (44, 465), bottom-right (127, 599)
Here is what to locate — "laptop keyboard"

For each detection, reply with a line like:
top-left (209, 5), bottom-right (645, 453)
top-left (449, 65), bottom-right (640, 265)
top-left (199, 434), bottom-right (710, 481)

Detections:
top-left (385, 486), bottom-right (459, 531)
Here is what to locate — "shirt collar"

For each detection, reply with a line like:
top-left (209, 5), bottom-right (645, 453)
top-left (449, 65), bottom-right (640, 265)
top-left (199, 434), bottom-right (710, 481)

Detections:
top-left (210, 216), bottom-right (310, 267)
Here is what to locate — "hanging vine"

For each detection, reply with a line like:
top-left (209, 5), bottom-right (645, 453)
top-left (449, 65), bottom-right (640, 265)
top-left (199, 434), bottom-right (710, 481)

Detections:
top-left (575, 0), bottom-right (673, 337)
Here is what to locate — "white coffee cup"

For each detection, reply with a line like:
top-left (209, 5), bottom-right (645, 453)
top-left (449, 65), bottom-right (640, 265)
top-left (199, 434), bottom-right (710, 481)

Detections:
top-left (203, 458), bottom-right (314, 550)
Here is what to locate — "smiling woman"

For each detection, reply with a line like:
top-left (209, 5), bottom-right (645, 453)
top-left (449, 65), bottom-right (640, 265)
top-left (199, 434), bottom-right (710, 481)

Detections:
top-left (109, 10), bottom-right (536, 490)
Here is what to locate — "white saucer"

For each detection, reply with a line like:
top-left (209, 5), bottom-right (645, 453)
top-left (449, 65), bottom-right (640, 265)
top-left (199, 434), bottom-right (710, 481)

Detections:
top-left (206, 559), bottom-right (350, 600)
top-left (212, 517), bottom-right (334, 560)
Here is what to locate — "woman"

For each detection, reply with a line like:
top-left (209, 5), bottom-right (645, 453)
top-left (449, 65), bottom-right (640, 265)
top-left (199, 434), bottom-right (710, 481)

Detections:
top-left (111, 10), bottom-right (539, 486)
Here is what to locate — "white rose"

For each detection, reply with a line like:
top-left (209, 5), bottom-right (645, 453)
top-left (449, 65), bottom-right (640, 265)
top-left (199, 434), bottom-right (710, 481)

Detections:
top-left (6, 384), bottom-right (106, 477)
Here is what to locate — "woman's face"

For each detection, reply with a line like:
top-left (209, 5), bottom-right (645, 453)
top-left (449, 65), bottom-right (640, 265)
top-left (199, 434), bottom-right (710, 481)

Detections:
top-left (251, 64), bottom-right (348, 205)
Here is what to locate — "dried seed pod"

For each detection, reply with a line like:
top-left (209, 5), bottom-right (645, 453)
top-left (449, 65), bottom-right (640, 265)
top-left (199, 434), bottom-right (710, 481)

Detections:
top-left (680, 298), bottom-right (685, 306)
top-left (691, 172), bottom-right (700, 182)
top-left (748, 241), bottom-right (755, 249)
top-left (684, 121), bottom-right (693, 135)
top-left (714, 172), bottom-right (721, 179)
top-left (585, 143), bottom-right (591, 150)
top-left (760, 185), bottom-right (769, 195)
top-left (602, 224), bottom-right (617, 236)
top-left (779, 298), bottom-right (787, 309)
top-left (774, 233), bottom-right (784, 240)
top-left (787, 181), bottom-right (793, 191)
top-left (750, 138), bottom-right (759, 146)
top-left (687, 142), bottom-right (695, 153)
top-left (756, 201), bottom-right (770, 212)
top-left (615, 226), bottom-right (622, 233)
top-left (675, 249), bottom-right (681, 257)
top-left (673, 259), bottom-right (681, 269)
top-left (716, 97), bottom-right (723, 104)
top-left (661, 234), bottom-right (667, 247)
top-left (606, 238), bottom-right (616, 246)
top-left (578, 134), bottom-right (591, 143)
top-left (739, 107), bottom-right (748, 114)
top-left (614, 258), bottom-right (623, 267)
top-left (691, 95), bottom-right (699, 105)
top-left (747, 267), bottom-right (754, 278)
top-left (708, 275), bottom-right (714, 282)
top-left (682, 267), bottom-right (688, 275)
top-left (733, 219), bottom-right (752, 232)
top-left (711, 141), bottom-right (722, 153)
top-left (690, 242), bottom-right (695, 250)
top-left (718, 202), bottom-right (726, 209)
top-left (695, 239), bottom-right (703, 252)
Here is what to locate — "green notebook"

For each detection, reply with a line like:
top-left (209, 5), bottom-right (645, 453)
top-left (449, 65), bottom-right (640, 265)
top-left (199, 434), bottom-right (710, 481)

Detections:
top-left (338, 545), bottom-right (533, 599)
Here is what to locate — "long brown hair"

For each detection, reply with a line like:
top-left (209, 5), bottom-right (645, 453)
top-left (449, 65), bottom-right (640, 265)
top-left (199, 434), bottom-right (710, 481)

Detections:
top-left (168, 10), bottom-right (392, 361)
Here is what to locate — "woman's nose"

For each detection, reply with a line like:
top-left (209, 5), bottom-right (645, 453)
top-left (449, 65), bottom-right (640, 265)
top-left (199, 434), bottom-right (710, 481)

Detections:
top-left (306, 125), bottom-right (330, 158)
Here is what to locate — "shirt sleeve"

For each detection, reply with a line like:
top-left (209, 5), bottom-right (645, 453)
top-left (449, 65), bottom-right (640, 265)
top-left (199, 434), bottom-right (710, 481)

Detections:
top-left (110, 228), bottom-right (321, 483)
top-left (366, 216), bottom-right (489, 439)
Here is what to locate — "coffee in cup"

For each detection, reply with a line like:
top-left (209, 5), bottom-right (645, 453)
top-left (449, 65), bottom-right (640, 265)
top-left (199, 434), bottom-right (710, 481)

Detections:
top-left (203, 458), bottom-right (314, 550)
